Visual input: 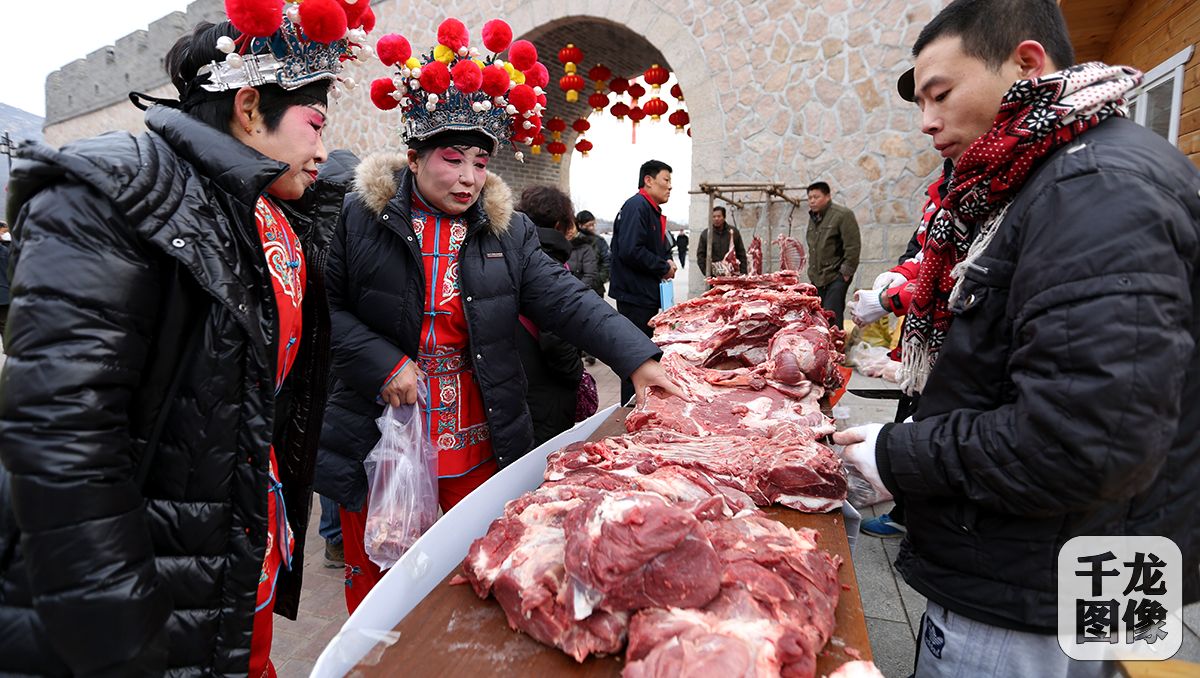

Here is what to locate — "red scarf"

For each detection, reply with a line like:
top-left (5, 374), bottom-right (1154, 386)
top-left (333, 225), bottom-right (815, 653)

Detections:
top-left (639, 189), bottom-right (667, 242)
top-left (899, 62), bottom-right (1142, 394)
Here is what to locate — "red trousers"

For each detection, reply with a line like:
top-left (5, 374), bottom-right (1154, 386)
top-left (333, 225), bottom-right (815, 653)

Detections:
top-left (341, 458), bottom-right (498, 613)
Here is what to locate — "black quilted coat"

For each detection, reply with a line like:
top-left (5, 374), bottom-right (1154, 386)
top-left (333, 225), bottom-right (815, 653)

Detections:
top-left (315, 154), bottom-right (661, 511)
top-left (877, 117), bottom-right (1200, 632)
top-left (0, 106), bottom-right (341, 675)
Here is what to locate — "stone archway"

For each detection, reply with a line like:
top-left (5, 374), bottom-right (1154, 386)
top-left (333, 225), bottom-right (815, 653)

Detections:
top-left (324, 0), bottom-right (722, 268)
top-left (502, 0), bottom-right (724, 188)
top-left (484, 15), bottom-right (694, 199)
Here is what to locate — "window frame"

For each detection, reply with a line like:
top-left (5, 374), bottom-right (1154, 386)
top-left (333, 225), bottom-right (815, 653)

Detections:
top-left (1125, 45), bottom-right (1194, 146)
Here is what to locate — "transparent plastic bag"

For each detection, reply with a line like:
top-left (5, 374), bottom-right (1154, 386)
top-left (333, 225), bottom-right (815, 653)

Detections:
top-left (842, 461), bottom-right (894, 509)
top-left (363, 381), bottom-right (439, 570)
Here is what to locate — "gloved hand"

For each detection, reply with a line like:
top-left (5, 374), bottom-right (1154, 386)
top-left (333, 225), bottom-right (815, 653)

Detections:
top-left (872, 271), bottom-right (907, 291)
top-left (849, 290), bottom-right (888, 326)
top-left (832, 424), bottom-right (893, 507)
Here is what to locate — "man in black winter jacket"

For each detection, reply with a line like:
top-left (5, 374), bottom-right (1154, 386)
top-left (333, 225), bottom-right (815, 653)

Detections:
top-left (834, 1), bottom-right (1200, 676)
top-left (609, 160), bottom-right (677, 404)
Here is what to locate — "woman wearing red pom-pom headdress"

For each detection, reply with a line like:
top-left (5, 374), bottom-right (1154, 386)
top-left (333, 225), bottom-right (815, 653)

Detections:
top-left (0, 1), bottom-right (373, 675)
top-left (318, 17), bottom-right (682, 613)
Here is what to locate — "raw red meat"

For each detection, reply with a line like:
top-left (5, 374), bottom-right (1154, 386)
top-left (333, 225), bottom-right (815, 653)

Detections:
top-left (544, 464), bottom-right (757, 514)
top-left (624, 514), bottom-right (842, 678)
top-left (624, 609), bottom-right (791, 678)
top-left (626, 352), bottom-right (836, 442)
top-left (546, 429), bottom-right (847, 513)
top-left (764, 323), bottom-right (846, 391)
top-left (563, 491), bottom-right (723, 617)
top-left (705, 270), bottom-right (808, 291)
top-left (747, 236), bottom-right (763, 276)
top-left (775, 233), bottom-right (806, 271)
top-left (462, 484), bottom-right (629, 661)
top-left (720, 240), bottom-right (742, 275)
top-left (652, 291), bottom-right (829, 368)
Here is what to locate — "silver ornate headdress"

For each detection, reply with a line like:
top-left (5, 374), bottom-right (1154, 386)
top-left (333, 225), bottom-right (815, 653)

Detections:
top-left (199, 0), bottom-right (376, 95)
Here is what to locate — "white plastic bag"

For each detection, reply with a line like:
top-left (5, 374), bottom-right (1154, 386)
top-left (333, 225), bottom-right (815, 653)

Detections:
top-left (363, 381), bottom-right (439, 570)
top-left (846, 341), bottom-right (902, 382)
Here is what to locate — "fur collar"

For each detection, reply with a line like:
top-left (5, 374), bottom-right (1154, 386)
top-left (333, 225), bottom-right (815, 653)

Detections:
top-left (352, 151), bottom-right (514, 235)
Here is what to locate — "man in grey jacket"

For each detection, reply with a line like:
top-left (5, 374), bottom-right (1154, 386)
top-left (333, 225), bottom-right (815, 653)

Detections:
top-left (805, 181), bottom-right (860, 327)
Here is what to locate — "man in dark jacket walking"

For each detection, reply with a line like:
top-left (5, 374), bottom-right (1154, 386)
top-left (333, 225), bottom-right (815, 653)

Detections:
top-left (805, 181), bottom-right (860, 327)
top-left (609, 159), bottom-right (677, 404)
top-left (674, 229), bottom-right (689, 268)
top-left (575, 210), bottom-right (610, 296)
top-left (834, 1), bottom-right (1200, 676)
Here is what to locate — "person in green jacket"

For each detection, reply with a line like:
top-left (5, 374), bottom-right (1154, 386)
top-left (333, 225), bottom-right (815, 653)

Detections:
top-left (805, 181), bottom-right (860, 327)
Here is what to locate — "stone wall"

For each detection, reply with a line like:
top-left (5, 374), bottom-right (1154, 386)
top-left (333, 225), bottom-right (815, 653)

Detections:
top-left (44, 0), bottom-right (945, 298)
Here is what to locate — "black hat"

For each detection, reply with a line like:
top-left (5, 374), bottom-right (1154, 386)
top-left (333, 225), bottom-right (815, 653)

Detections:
top-left (897, 67), bottom-right (916, 102)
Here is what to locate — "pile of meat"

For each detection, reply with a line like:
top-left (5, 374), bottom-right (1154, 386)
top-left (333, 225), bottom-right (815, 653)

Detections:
top-left (462, 273), bottom-right (857, 677)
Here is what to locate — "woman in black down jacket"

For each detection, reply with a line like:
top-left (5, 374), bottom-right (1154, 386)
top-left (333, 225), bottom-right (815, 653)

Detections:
top-left (515, 185), bottom-right (589, 445)
top-left (320, 17), bottom-right (679, 612)
top-left (0, 11), bottom-right (368, 675)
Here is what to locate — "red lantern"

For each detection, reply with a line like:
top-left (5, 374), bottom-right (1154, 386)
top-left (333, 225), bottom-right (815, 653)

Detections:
top-left (627, 82), bottom-right (646, 104)
top-left (643, 97), bottom-right (669, 121)
top-left (575, 138), bottom-right (594, 156)
top-left (609, 77), bottom-right (630, 95)
top-left (587, 64), bottom-right (612, 91)
top-left (559, 73), bottom-right (585, 103)
top-left (627, 105), bottom-right (646, 144)
top-left (643, 64), bottom-right (669, 93)
top-left (546, 116), bottom-right (567, 140)
top-left (572, 118), bottom-right (591, 134)
top-left (587, 91), bottom-right (610, 113)
top-left (668, 109), bottom-right (690, 132)
top-left (670, 83), bottom-right (684, 100)
top-left (557, 43), bottom-right (583, 74)
top-left (530, 131), bottom-right (546, 155)
top-left (547, 140), bottom-right (568, 162)
top-left (610, 101), bottom-right (630, 120)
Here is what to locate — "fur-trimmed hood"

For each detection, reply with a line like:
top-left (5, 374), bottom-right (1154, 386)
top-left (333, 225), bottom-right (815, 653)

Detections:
top-left (351, 151), bottom-right (514, 235)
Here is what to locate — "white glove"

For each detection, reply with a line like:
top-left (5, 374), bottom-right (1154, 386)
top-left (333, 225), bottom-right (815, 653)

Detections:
top-left (831, 424), bottom-right (893, 507)
top-left (849, 290), bottom-right (887, 326)
top-left (872, 271), bottom-right (907, 291)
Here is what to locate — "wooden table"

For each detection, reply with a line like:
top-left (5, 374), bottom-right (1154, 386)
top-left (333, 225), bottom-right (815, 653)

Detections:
top-left (354, 409), bottom-right (871, 676)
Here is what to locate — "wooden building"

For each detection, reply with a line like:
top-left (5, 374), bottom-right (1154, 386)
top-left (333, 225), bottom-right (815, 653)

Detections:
top-left (1062, 0), bottom-right (1199, 166)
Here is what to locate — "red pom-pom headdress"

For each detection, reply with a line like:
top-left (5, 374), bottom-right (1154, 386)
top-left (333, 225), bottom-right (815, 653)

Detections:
top-left (370, 17), bottom-right (548, 161)
top-left (196, 0), bottom-right (376, 94)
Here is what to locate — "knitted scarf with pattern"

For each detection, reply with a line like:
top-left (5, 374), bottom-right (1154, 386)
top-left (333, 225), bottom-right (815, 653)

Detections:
top-left (898, 62), bottom-right (1142, 395)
